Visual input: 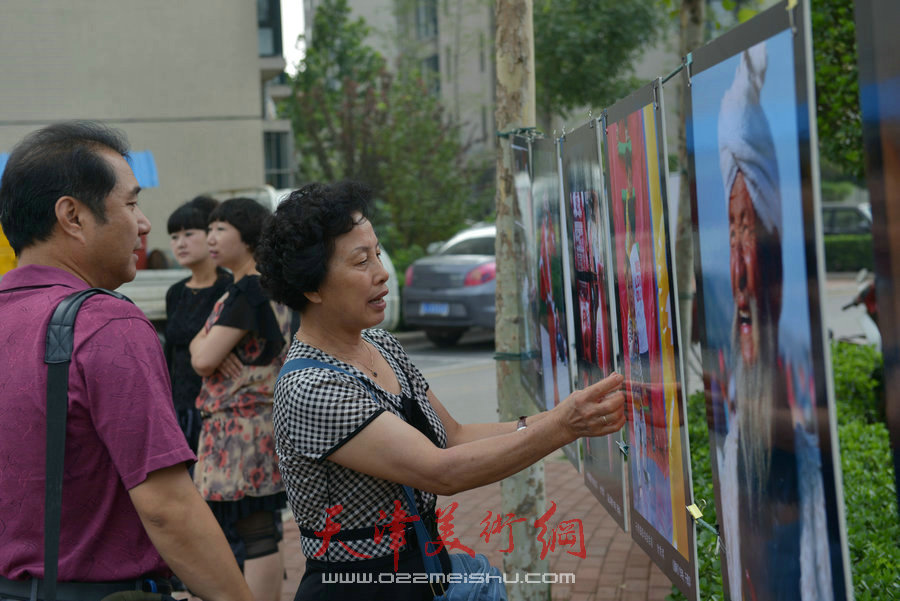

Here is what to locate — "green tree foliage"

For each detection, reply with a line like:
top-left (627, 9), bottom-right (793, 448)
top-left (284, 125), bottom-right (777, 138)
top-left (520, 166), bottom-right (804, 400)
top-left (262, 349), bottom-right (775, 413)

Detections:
top-left (282, 0), bottom-right (482, 265)
top-left (285, 0), bottom-right (385, 184)
top-left (533, 0), bottom-right (663, 118)
top-left (811, 0), bottom-right (864, 182)
top-left (702, 0), bottom-right (863, 181)
top-left (372, 69), bottom-right (476, 260)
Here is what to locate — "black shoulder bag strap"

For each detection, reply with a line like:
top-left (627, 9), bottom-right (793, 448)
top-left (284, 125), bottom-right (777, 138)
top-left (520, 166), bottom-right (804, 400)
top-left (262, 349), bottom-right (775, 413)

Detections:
top-left (276, 358), bottom-right (446, 589)
top-left (43, 288), bottom-right (129, 601)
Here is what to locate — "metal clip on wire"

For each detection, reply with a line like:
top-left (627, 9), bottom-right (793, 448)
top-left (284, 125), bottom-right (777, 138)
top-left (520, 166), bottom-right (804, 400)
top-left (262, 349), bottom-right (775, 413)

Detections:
top-left (685, 52), bottom-right (694, 88)
top-left (787, 0), bottom-right (798, 35)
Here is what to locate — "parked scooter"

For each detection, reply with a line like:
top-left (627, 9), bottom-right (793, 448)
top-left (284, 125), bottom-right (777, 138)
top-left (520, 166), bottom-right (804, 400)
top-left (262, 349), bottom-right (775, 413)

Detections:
top-left (840, 269), bottom-right (881, 351)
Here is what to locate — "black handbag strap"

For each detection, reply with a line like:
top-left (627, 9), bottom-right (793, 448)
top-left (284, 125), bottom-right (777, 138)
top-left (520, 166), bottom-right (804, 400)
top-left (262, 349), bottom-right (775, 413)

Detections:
top-left (43, 288), bottom-right (129, 601)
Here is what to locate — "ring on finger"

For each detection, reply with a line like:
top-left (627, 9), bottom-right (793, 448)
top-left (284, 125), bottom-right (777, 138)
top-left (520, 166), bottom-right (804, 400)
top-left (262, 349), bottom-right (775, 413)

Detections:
top-left (601, 414), bottom-right (608, 426)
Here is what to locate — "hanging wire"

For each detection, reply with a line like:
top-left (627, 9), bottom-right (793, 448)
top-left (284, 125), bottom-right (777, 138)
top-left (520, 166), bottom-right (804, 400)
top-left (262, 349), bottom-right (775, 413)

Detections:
top-left (661, 63), bottom-right (684, 85)
top-left (494, 350), bottom-right (541, 361)
top-left (496, 126), bottom-right (540, 139)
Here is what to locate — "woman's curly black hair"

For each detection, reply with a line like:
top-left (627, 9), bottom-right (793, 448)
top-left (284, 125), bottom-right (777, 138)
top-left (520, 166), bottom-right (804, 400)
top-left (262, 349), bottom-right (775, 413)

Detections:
top-left (256, 180), bottom-right (372, 313)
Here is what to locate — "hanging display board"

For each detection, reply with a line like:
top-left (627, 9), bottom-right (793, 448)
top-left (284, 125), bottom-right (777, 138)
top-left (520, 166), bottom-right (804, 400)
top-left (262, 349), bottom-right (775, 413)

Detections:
top-left (602, 79), bottom-right (697, 599)
top-left (511, 135), bottom-right (543, 407)
top-left (555, 138), bottom-right (582, 472)
top-left (531, 136), bottom-right (574, 416)
top-left (685, 2), bottom-right (852, 599)
top-left (559, 121), bottom-right (627, 527)
top-left (855, 0), bottom-right (900, 515)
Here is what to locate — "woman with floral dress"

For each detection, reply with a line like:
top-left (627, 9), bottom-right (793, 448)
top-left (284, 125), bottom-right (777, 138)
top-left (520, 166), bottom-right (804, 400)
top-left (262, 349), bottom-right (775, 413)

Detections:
top-left (190, 197), bottom-right (293, 601)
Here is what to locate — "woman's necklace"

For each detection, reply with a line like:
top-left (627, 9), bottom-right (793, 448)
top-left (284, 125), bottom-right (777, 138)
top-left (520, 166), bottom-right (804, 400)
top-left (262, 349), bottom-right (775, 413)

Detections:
top-left (364, 342), bottom-right (378, 378)
top-left (298, 331), bottom-right (378, 378)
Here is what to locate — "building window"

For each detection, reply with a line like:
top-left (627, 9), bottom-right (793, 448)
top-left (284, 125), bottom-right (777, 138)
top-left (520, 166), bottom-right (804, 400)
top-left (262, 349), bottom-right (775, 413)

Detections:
top-left (258, 0), bottom-right (283, 57)
top-left (416, 0), bottom-right (438, 40)
top-left (264, 131), bottom-right (293, 189)
top-left (422, 54), bottom-right (440, 96)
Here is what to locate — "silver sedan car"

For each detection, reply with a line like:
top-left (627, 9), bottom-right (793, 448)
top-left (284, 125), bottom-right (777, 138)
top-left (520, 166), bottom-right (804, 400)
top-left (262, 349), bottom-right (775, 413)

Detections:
top-left (402, 224), bottom-right (496, 346)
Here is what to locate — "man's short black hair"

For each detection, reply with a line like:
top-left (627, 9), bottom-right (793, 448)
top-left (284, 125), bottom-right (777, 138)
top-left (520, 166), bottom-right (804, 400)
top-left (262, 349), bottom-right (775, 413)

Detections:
top-left (256, 181), bottom-right (372, 313)
top-left (168, 196), bottom-right (219, 234)
top-left (208, 197), bottom-right (271, 252)
top-left (0, 120), bottom-right (130, 255)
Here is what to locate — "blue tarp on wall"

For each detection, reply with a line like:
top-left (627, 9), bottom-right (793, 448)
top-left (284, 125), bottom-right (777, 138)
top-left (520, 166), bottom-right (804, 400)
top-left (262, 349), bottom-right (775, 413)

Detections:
top-left (125, 151), bottom-right (159, 188)
top-left (0, 150), bottom-right (159, 188)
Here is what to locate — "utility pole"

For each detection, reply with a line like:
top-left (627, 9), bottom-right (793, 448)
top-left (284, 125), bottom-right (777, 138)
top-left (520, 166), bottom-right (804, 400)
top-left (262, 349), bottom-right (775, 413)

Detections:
top-left (494, 1), bottom-right (547, 600)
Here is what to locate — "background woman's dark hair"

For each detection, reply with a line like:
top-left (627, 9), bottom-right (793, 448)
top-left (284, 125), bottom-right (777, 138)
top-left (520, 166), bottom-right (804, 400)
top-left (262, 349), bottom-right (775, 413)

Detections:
top-left (0, 120), bottom-right (129, 255)
top-left (167, 195), bottom-right (219, 234)
top-left (256, 181), bottom-right (372, 313)
top-left (208, 197), bottom-right (271, 252)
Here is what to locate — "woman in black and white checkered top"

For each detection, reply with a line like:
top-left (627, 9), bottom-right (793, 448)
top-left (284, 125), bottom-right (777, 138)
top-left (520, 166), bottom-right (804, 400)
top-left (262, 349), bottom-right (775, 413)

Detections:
top-left (256, 181), bottom-right (626, 601)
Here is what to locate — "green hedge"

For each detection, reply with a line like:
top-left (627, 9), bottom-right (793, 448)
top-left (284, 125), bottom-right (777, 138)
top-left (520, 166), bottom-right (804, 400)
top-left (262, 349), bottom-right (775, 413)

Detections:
top-left (668, 342), bottom-right (899, 600)
top-left (824, 234), bottom-right (874, 272)
top-left (831, 342), bottom-right (884, 423)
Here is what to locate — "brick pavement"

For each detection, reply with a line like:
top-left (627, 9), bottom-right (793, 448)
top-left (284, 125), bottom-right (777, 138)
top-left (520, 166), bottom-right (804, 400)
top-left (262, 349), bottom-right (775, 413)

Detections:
top-left (277, 456), bottom-right (672, 601)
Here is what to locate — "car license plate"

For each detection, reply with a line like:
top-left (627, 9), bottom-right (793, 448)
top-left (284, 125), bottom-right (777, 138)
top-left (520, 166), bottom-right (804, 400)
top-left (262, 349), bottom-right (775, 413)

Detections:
top-left (420, 302), bottom-right (450, 316)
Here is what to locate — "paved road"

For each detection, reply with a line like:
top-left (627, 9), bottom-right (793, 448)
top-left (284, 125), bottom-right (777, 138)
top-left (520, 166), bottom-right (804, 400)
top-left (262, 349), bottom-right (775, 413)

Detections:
top-left (399, 328), bottom-right (500, 424)
top-left (822, 272), bottom-right (872, 342)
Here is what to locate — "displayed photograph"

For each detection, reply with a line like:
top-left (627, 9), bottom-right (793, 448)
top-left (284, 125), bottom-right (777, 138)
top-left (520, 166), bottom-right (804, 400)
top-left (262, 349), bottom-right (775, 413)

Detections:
top-left (856, 0), bottom-right (900, 515)
top-left (688, 6), bottom-right (851, 599)
top-left (554, 138), bottom-right (582, 472)
top-left (532, 136), bottom-right (572, 414)
top-left (511, 135), bottom-right (543, 406)
top-left (604, 82), bottom-right (697, 599)
top-left (560, 122), bottom-right (627, 527)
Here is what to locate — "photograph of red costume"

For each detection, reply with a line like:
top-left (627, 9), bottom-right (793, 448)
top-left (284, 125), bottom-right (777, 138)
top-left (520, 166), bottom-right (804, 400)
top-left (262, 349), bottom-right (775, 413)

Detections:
top-left (603, 81), bottom-right (697, 599)
top-left (511, 135), bottom-right (543, 404)
top-left (560, 121), bottom-right (627, 528)
top-left (532, 136), bottom-right (572, 413)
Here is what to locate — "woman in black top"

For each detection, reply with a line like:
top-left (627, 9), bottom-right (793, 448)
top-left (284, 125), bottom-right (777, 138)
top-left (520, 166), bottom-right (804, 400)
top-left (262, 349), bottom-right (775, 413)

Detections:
top-left (164, 196), bottom-right (232, 452)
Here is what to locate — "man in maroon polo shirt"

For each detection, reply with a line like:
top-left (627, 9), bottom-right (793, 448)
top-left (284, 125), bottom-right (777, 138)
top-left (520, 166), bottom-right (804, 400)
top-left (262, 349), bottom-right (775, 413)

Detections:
top-left (0, 121), bottom-right (253, 601)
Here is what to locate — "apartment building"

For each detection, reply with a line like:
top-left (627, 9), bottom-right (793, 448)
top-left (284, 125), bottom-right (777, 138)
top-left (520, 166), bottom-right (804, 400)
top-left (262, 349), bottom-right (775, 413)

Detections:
top-left (303, 0), bottom-right (497, 162)
top-left (0, 0), bottom-right (292, 255)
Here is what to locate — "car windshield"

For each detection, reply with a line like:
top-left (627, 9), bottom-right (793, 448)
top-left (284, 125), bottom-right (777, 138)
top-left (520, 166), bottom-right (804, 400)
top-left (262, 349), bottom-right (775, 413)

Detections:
top-left (440, 235), bottom-right (495, 256)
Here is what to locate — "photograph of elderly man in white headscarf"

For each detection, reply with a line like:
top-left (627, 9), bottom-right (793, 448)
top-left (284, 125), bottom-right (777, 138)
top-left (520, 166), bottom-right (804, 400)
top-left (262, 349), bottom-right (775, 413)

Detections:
top-left (690, 31), bottom-right (845, 601)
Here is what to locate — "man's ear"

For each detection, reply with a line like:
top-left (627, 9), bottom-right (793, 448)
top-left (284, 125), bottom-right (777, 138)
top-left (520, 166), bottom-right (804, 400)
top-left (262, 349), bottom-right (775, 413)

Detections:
top-left (304, 290), bottom-right (322, 305)
top-left (54, 196), bottom-right (87, 242)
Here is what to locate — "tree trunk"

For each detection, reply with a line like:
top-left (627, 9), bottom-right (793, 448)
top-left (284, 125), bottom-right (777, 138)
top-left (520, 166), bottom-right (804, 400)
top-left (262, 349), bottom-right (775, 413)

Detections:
top-left (494, 2), bottom-right (547, 600)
